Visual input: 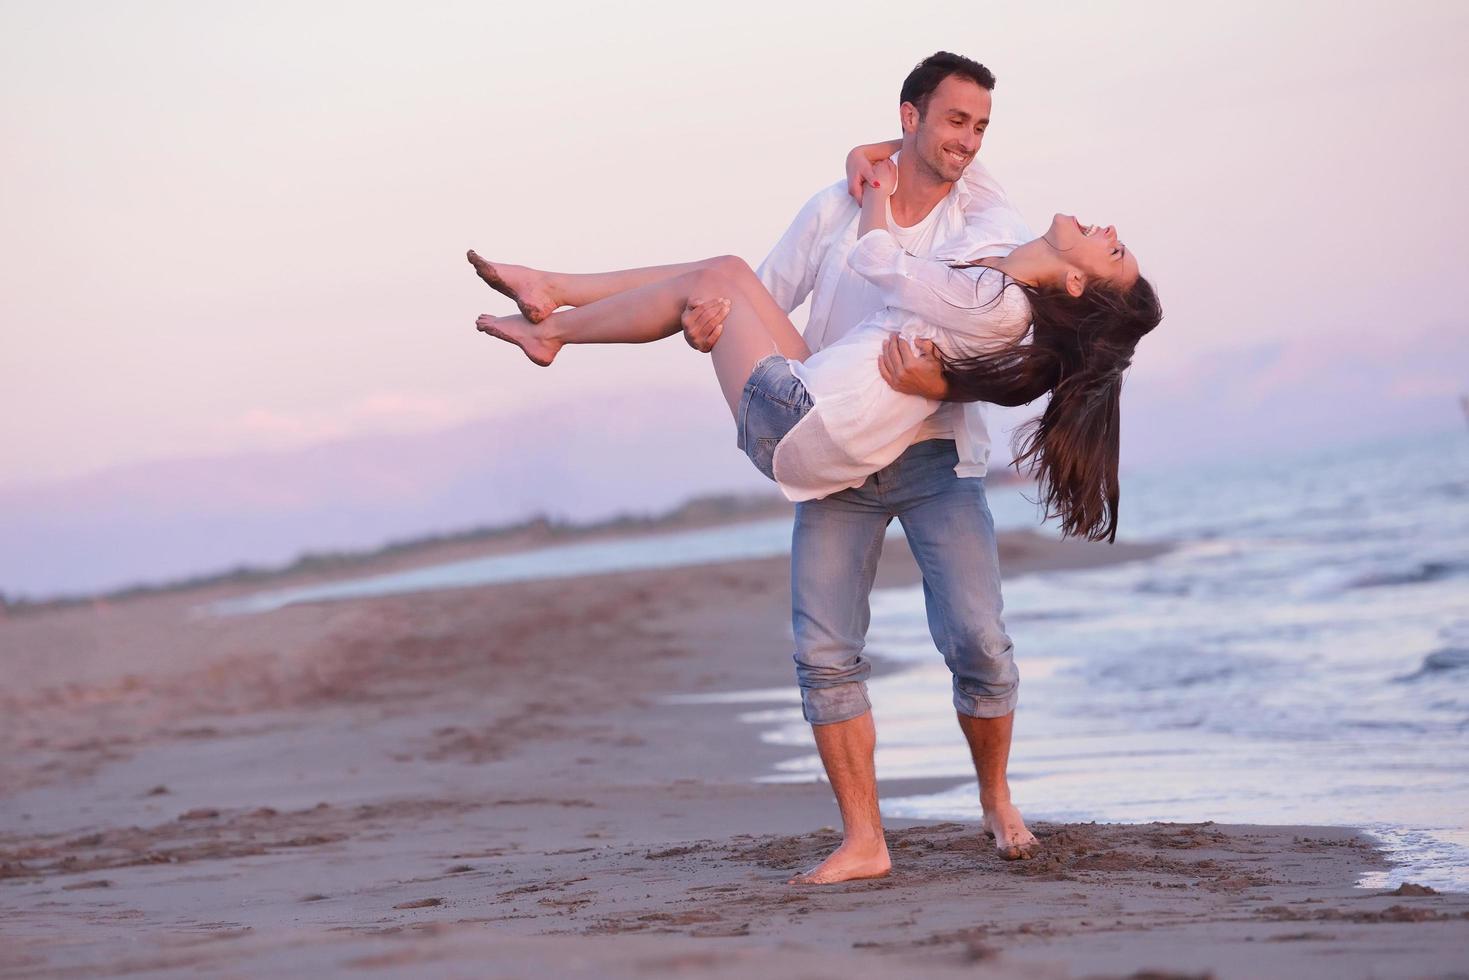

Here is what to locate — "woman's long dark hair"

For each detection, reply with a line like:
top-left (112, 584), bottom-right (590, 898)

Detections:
top-left (939, 266), bottom-right (1163, 543)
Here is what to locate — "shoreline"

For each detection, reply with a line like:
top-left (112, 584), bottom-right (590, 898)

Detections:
top-left (0, 493), bottom-right (800, 615)
top-left (3, 524), bottom-right (1466, 978)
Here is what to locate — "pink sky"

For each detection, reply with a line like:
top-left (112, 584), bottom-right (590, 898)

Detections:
top-left (2, 1), bottom-right (1466, 594)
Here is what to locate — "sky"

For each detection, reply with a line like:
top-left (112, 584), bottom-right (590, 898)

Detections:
top-left (2, 0), bottom-right (1467, 596)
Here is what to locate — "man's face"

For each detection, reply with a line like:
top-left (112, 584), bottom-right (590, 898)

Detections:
top-left (906, 75), bottom-right (991, 183)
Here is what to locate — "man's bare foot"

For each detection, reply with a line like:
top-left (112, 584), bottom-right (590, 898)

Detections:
top-left (466, 250), bottom-right (558, 324)
top-left (787, 838), bottom-right (891, 885)
top-left (475, 313), bottom-right (561, 367)
top-left (981, 802), bottom-right (1039, 860)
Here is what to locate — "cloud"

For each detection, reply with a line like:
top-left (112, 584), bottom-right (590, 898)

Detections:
top-left (1385, 372), bottom-right (1466, 401)
top-left (224, 392), bottom-right (485, 451)
top-left (1120, 322), bottom-right (1467, 466)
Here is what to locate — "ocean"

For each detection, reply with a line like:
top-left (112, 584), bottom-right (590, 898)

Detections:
top-left (737, 428), bottom-right (1469, 890)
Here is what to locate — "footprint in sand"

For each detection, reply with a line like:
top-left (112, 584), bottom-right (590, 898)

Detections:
top-left (61, 879), bottom-right (112, 891)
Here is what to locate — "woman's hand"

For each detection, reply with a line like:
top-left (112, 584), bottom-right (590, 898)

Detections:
top-left (868, 158), bottom-right (897, 196)
top-left (681, 296), bottom-right (730, 353)
top-left (857, 158), bottom-right (898, 236)
top-left (878, 335), bottom-right (950, 399)
top-left (845, 139), bottom-right (902, 204)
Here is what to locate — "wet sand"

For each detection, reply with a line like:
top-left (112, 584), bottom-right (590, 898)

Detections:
top-left (2, 527), bottom-right (1466, 978)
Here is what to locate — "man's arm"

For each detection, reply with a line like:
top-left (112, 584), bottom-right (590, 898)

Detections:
top-left (754, 183), bottom-right (845, 314)
top-left (682, 182), bottom-right (848, 353)
top-left (953, 157), bottom-right (1014, 216)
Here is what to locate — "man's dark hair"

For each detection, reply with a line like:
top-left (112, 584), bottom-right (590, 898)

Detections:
top-left (899, 51), bottom-right (996, 117)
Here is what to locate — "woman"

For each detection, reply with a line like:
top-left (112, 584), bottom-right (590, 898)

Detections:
top-left (470, 160), bottom-right (1162, 543)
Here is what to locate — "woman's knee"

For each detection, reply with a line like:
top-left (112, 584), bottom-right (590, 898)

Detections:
top-left (708, 254), bottom-right (752, 277)
top-left (696, 254), bottom-right (753, 292)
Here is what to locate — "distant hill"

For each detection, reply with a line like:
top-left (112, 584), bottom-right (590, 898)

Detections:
top-left (0, 385), bottom-right (772, 601)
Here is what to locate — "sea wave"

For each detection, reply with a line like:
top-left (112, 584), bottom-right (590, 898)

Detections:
top-left (1396, 646), bottom-right (1469, 681)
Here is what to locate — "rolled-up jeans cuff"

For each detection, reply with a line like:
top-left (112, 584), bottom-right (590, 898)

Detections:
top-left (802, 682), bottom-right (873, 726)
top-left (953, 684), bottom-right (1019, 719)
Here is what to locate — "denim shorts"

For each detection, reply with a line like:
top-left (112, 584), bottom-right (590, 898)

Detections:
top-left (736, 353), bottom-right (814, 480)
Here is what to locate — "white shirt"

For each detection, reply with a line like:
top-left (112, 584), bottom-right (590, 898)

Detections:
top-left (771, 225), bottom-right (1032, 502)
top-left (824, 193), bottom-right (946, 344)
top-left (755, 160), bottom-right (1033, 488)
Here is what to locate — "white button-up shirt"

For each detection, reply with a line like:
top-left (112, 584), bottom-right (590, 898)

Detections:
top-left (758, 160), bottom-right (1034, 490)
top-left (755, 161), bottom-right (1033, 497)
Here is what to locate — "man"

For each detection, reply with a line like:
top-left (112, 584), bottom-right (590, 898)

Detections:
top-left (682, 51), bottom-right (1040, 884)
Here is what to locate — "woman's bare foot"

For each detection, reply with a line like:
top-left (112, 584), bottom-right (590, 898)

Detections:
top-left (466, 250), bottom-right (559, 324)
top-left (981, 802), bottom-right (1039, 860)
top-left (475, 313), bottom-right (562, 367)
top-left (787, 837), bottom-right (891, 885)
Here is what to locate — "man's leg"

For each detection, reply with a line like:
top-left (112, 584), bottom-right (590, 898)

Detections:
top-left (802, 711), bottom-right (886, 883)
top-left (788, 485), bottom-right (893, 884)
top-left (892, 441), bottom-right (1038, 860)
top-left (956, 712), bottom-right (1036, 859)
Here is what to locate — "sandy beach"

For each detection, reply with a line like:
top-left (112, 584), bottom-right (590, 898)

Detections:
top-left (2, 525), bottom-right (1466, 979)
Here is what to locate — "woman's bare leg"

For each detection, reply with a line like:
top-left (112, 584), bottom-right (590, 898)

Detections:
top-left (477, 256), bottom-right (810, 417)
top-left (469, 251), bottom-right (720, 323)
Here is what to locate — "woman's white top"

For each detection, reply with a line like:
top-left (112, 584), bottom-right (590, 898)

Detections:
top-left (772, 226), bottom-right (1033, 502)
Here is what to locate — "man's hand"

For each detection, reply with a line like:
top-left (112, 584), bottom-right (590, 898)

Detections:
top-left (878, 334), bottom-right (950, 399)
top-left (845, 139), bottom-right (902, 204)
top-left (681, 296), bottom-right (730, 353)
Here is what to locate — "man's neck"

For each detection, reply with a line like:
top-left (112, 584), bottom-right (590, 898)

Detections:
top-left (891, 147), bottom-right (954, 228)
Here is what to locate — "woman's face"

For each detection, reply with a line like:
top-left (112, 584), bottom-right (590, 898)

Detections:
top-left (1044, 213), bottom-right (1140, 291)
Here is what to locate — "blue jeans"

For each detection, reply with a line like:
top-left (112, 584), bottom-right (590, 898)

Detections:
top-left (791, 438), bottom-right (1018, 725)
